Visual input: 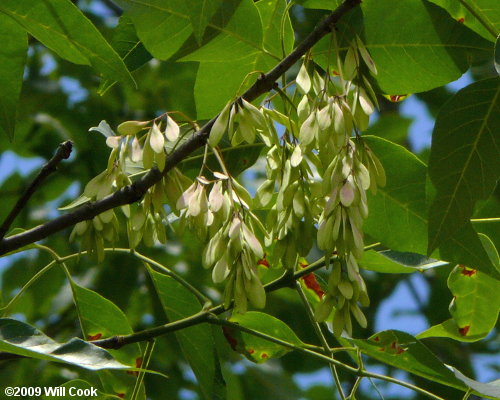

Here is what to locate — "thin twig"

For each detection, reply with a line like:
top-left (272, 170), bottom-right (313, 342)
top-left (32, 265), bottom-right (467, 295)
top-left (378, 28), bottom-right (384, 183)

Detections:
top-left (0, 0), bottom-right (361, 256)
top-left (0, 141), bottom-right (73, 240)
top-left (295, 281), bottom-right (347, 400)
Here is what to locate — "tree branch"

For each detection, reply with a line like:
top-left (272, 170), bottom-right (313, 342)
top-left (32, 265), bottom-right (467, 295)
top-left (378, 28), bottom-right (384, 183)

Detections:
top-left (0, 141), bottom-right (73, 241)
top-left (0, 0), bottom-right (360, 255)
top-left (89, 255), bottom-right (331, 349)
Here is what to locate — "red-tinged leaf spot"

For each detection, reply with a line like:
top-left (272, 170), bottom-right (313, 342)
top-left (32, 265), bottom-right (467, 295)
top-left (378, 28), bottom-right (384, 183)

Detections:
top-left (127, 357), bottom-right (143, 376)
top-left (261, 353), bottom-right (269, 359)
top-left (332, 70), bottom-right (340, 76)
top-left (222, 326), bottom-right (238, 351)
top-left (87, 333), bottom-right (102, 341)
top-left (247, 348), bottom-right (255, 354)
top-left (460, 265), bottom-right (476, 277)
top-left (459, 325), bottom-right (470, 336)
top-left (242, 159), bottom-right (248, 166)
top-left (390, 341), bottom-right (397, 349)
top-left (378, 348), bottom-right (385, 352)
top-left (390, 95), bottom-right (406, 102)
top-left (396, 347), bottom-right (406, 355)
top-left (117, 394), bottom-right (125, 399)
top-left (299, 261), bottom-right (325, 299)
top-left (257, 255), bottom-right (270, 268)
top-left (374, 336), bottom-right (380, 342)
top-left (301, 273), bottom-right (325, 299)
top-left (457, 17), bottom-right (465, 23)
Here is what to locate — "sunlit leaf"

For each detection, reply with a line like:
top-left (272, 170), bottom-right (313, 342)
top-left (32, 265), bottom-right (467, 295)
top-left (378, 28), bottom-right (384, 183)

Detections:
top-left (427, 0), bottom-right (499, 42)
top-left (351, 330), bottom-right (467, 391)
top-left (226, 312), bottom-right (304, 363)
top-left (314, 0), bottom-right (492, 94)
top-left (0, 0), bottom-right (135, 86)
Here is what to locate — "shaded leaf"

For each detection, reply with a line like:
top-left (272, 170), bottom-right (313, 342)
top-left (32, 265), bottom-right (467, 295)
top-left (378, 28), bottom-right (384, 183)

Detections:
top-left (69, 280), bottom-right (144, 399)
top-left (227, 312), bottom-right (304, 363)
top-left (359, 250), bottom-right (447, 274)
top-left (115, 0), bottom-right (193, 60)
top-left (0, 318), bottom-right (131, 370)
top-left (363, 136), bottom-right (500, 279)
top-left (99, 15), bottom-right (153, 94)
top-left (428, 78), bottom-right (500, 258)
top-left (0, 14), bottom-right (26, 141)
top-left (148, 269), bottom-right (225, 400)
top-left (0, 0), bottom-right (134, 86)
top-left (351, 330), bottom-right (467, 391)
top-left (186, 0), bottom-right (223, 44)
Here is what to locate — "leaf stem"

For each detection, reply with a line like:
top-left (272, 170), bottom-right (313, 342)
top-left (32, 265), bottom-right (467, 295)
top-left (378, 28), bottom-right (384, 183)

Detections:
top-left (207, 316), bottom-right (446, 400)
top-left (295, 281), bottom-right (347, 400)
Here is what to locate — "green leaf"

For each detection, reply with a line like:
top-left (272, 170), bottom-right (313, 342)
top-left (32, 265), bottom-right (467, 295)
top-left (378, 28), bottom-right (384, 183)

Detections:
top-left (227, 312), bottom-right (304, 363)
top-left (148, 269), bottom-right (225, 400)
top-left (69, 280), bottom-right (144, 399)
top-left (362, 136), bottom-right (428, 254)
top-left (0, 14), bottom-right (26, 141)
top-left (0, 0), bottom-right (134, 86)
top-left (181, 0), bottom-right (294, 118)
top-left (427, 0), bottom-right (499, 42)
top-left (186, 0), bottom-right (223, 44)
top-left (116, 0), bottom-right (193, 60)
top-left (351, 330), bottom-right (467, 391)
top-left (359, 250), bottom-right (447, 274)
top-left (362, 136), bottom-right (499, 278)
top-left (181, 0), bottom-right (263, 118)
top-left (181, 140), bottom-right (264, 177)
top-left (421, 234), bottom-right (500, 342)
top-left (428, 78), bottom-right (500, 256)
top-left (99, 15), bottom-right (153, 94)
top-left (58, 194), bottom-right (91, 211)
top-left (0, 318), bottom-right (131, 370)
top-left (315, 0), bottom-right (492, 94)
top-left (69, 280), bottom-right (135, 341)
top-left (257, 0), bottom-right (294, 60)
top-left (418, 319), bottom-right (489, 342)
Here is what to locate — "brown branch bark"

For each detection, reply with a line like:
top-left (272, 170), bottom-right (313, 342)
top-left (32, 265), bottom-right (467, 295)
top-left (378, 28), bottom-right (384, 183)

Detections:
top-left (0, 0), bottom-right (361, 256)
top-left (0, 141), bottom-right (73, 240)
